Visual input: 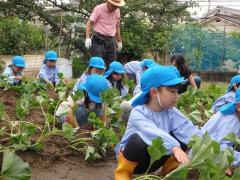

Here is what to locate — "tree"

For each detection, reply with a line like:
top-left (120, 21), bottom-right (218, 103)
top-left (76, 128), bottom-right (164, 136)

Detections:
top-left (0, 0), bottom-right (194, 61)
top-left (0, 16), bottom-right (43, 55)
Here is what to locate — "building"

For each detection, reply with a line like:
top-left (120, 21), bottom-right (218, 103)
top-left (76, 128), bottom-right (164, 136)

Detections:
top-left (200, 6), bottom-right (240, 33)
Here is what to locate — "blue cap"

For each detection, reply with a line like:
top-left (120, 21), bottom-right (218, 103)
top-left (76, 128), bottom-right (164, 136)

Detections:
top-left (12, 56), bottom-right (26, 67)
top-left (104, 61), bottom-right (125, 78)
top-left (131, 65), bottom-right (186, 107)
top-left (79, 74), bottom-right (109, 103)
top-left (45, 51), bottom-right (58, 61)
top-left (140, 59), bottom-right (155, 68)
top-left (89, 57), bottom-right (106, 70)
top-left (220, 88), bottom-right (240, 115)
top-left (226, 75), bottom-right (240, 93)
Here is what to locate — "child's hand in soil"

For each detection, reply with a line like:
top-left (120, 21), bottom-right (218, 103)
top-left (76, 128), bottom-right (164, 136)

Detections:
top-left (172, 146), bottom-right (189, 164)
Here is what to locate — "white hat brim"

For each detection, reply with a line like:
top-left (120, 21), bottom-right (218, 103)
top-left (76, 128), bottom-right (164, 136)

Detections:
top-left (107, 0), bottom-right (125, 7)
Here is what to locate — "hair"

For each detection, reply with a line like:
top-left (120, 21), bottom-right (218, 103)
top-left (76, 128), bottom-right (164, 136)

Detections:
top-left (83, 91), bottom-right (102, 109)
top-left (145, 87), bottom-right (163, 104)
top-left (231, 82), bottom-right (240, 92)
top-left (86, 67), bottom-right (93, 74)
top-left (107, 73), bottom-right (124, 95)
top-left (171, 54), bottom-right (188, 75)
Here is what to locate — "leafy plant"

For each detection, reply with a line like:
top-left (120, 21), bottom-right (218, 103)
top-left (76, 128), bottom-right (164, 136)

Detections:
top-left (0, 150), bottom-right (31, 180)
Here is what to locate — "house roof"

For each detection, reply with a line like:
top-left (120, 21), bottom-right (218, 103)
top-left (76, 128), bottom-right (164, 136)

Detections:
top-left (202, 6), bottom-right (240, 18)
top-left (201, 6), bottom-right (240, 27)
top-left (201, 13), bottom-right (240, 26)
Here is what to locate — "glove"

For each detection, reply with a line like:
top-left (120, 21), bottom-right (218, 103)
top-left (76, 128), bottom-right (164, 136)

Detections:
top-left (85, 38), bottom-right (92, 49)
top-left (117, 41), bottom-right (122, 52)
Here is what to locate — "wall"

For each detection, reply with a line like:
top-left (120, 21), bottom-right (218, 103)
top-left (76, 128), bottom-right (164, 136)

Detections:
top-left (194, 70), bottom-right (238, 82)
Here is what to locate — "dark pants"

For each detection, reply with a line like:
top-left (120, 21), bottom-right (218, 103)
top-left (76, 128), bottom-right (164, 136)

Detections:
top-left (91, 32), bottom-right (116, 67)
top-left (122, 133), bottom-right (188, 174)
top-left (75, 105), bottom-right (103, 127)
top-left (178, 76), bottom-right (201, 94)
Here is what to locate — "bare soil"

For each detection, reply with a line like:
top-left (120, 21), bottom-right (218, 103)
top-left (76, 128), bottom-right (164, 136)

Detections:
top-left (0, 90), bottom-right (116, 180)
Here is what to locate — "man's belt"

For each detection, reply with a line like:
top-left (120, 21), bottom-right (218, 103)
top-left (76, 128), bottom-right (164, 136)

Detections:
top-left (93, 31), bottom-right (114, 40)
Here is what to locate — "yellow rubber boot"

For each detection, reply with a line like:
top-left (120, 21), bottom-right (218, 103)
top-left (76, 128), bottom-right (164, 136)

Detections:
top-left (115, 152), bottom-right (138, 180)
top-left (160, 156), bottom-right (180, 176)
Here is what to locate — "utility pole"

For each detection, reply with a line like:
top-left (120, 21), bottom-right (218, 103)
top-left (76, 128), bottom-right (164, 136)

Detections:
top-left (221, 21), bottom-right (226, 70)
top-left (58, 10), bottom-right (63, 57)
top-left (208, 0), bottom-right (211, 12)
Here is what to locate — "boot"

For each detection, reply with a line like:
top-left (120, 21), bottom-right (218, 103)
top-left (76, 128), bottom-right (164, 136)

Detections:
top-left (115, 152), bottom-right (138, 180)
top-left (161, 155), bottom-right (180, 176)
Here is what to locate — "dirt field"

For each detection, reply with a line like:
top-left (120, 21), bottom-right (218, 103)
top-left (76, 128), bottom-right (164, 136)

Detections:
top-left (0, 89), bottom-right (116, 180)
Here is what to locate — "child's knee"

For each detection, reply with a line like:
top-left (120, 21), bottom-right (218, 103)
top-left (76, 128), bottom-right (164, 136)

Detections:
top-left (120, 101), bottom-right (132, 121)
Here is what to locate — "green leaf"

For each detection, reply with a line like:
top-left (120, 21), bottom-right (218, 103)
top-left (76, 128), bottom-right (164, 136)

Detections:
top-left (62, 122), bottom-right (75, 140)
top-left (0, 127), bottom-right (5, 137)
top-left (101, 88), bottom-right (120, 106)
top-left (36, 96), bottom-right (44, 105)
top-left (147, 137), bottom-right (166, 167)
top-left (232, 167), bottom-right (240, 180)
top-left (165, 164), bottom-right (188, 180)
top-left (70, 90), bottom-right (84, 102)
top-left (212, 148), bottom-right (234, 170)
top-left (58, 91), bottom-right (66, 100)
top-left (224, 133), bottom-right (240, 146)
top-left (45, 113), bottom-right (54, 124)
top-left (88, 112), bottom-right (104, 129)
top-left (0, 102), bottom-right (5, 119)
top-left (58, 73), bottom-right (64, 79)
top-left (189, 110), bottom-right (203, 124)
top-left (1, 150), bottom-right (31, 180)
top-left (20, 122), bottom-right (37, 136)
top-left (30, 142), bottom-right (43, 152)
top-left (84, 146), bottom-right (101, 161)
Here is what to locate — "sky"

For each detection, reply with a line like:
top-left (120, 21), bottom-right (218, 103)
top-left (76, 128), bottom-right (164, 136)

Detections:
top-left (183, 0), bottom-right (240, 17)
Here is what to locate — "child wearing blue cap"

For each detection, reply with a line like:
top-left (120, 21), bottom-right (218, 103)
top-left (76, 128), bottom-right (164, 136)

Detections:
top-left (171, 54), bottom-right (201, 94)
top-left (212, 75), bottom-right (240, 113)
top-left (73, 56), bottom-right (106, 91)
top-left (2, 56), bottom-right (25, 85)
top-left (202, 88), bottom-right (240, 176)
top-left (104, 61), bottom-right (128, 97)
top-left (114, 65), bottom-right (202, 179)
top-left (124, 59), bottom-right (155, 95)
top-left (38, 51), bottom-right (59, 87)
top-left (56, 74), bottom-right (109, 127)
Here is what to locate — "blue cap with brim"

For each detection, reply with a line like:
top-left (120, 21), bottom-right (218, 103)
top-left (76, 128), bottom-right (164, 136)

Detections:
top-left (140, 59), bottom-right (155, 68)
top-left (104, 61), bottom-right (125, 78)
top-left (220, 88), bottom-right (240, 115)
top-left (131, 65), bottom-right (186, 107)
top-left (226, 75), bottom-right (240, 93)
top-left (12, 56), bottom-right (26, 67)
top-left (45, 51), bottom-right (58, 61)
top-left (78, 74), bottom-right (109, 103)
top-left (89, 57), bottom-right (106, 70)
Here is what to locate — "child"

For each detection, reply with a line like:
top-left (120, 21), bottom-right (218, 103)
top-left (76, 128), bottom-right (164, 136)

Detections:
top-left (73, 56), bottom-right (106, 91)
top-left (202, 88), bottom-right (240, 176)
top-left (38, 51), bottom-right (59, 87)
top-left (171, 54), bottom-right (201, 94)
top-left (56, 74), bottom-right (109, 127)
top-left (114, 65), bottom-right (202, 179)
top-left (124, 59), bottom-right (155, 95)
top-left (104, 61), bottom-right (128, 97)
top-left (212, 75), bottom-right (240, 113)
top-left (2, 56), bottom-right (25, 85)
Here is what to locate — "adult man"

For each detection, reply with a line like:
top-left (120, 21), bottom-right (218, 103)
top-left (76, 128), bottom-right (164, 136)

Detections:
top-left (85, 0), bottom-right (125, 66)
